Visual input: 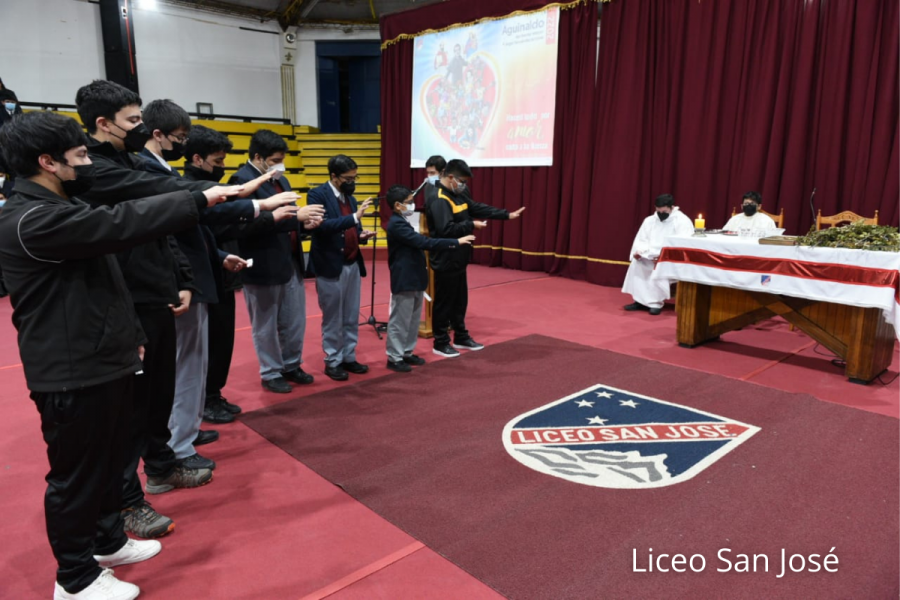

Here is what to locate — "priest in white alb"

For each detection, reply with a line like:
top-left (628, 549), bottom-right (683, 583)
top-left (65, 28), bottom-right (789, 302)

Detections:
top-left (723, 191), bottom-right (776, 232)
top-left (622, 194), bottom-right (694, 315)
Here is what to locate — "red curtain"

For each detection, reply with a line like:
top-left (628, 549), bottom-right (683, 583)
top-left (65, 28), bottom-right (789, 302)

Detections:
top-left (379, 0), bottom-right (899, 288)
top-left (585, 0), bottom-right (899, 286)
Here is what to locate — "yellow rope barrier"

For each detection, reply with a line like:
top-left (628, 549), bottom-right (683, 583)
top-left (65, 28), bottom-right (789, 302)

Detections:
top-left (472, 245), bottom-right (629, 266)
top-left (381, 0), bottom-right (609, 49)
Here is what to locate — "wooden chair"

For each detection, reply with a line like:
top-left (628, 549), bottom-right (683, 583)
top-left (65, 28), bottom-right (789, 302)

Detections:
top-left (816, 209), bottom-right (878, 230)
top-left (418, 212), bottom-right (435, 339)
top-left (731, 206), bottom-right (785, 228)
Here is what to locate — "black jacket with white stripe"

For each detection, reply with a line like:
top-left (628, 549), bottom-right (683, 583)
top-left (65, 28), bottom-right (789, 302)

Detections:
top-left (0, 179), bottom-right (203, 392)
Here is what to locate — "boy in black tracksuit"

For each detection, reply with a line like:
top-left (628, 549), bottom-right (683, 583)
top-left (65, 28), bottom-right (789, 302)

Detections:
top-left (0, 111), bottom-right (222, 599)
top-left (385, 185), bottom-right (473, 372)
top-left (424, 159), bottom-right (525, 357)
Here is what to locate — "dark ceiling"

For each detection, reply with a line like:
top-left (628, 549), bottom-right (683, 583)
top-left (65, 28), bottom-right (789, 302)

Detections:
top-left (160, 0), bottom-right (445, 29)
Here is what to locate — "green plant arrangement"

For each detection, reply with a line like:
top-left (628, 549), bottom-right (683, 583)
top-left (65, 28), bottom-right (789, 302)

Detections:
top-left (796, 221), bottom-right (900, 252)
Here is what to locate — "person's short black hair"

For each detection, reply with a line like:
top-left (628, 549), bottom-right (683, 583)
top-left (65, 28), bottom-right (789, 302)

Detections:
top-left (425, 155), bottom-right (446, 173)
top-left (183, 125), bottom-right (232, 162)
top-left (742, 191), bottom-right (762, 204)
top-left (0, 111), bottom-right (87, 178)
top-left (248, 129), bottom-right (288, 160)
top-left (0, 89), bottom-right (18, 102)
top-left (327, 154), bottom-right (358, 178)
top-left (75, 80), bottom-right (142, 134)
top-left (655, 194), bottom-right (675, 208)
top-left (386, 184), bottom-right (413, 206)
top-left (443, 159), bottom-right (472, 179)
top-left (142, 99), bottom-right (191, 135)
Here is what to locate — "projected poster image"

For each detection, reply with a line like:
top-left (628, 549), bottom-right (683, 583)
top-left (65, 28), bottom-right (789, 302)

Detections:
top-left (411, 7), bottom-right (560, 167)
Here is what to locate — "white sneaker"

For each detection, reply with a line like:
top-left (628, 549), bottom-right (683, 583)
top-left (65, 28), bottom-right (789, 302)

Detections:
top-left (94, 538), bottom-right (161, 568)
top-left (53, 568), bottom-right (139, 600)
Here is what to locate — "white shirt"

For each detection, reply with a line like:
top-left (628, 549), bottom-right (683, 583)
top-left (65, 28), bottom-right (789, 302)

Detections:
top-left (148, 150), bottom-right (173, 172)
top-left (723, 211), bottom-right (777, 232)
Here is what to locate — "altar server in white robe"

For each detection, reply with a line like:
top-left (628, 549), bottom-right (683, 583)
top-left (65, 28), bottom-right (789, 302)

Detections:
top-left (622, 194), bottom-right (694, 315)
top-left (723, 191), bottom-right (776, 233)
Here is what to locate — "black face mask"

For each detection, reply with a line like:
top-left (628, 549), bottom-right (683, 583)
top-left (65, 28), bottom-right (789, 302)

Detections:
top-left (656, 211), bottom-right (670, 221)
top-left (161, 140), bottom-right (184, 161)
top-left (57, 163), bottom-right (96, 197)
top-left (112, 122), bottom-right (152, 152)
top-left (185, 163), bottom-right (225, 182)
top-left (339, 181), bottom-right (356, 196)
top-left (742, 204), bottom-right (758, 216)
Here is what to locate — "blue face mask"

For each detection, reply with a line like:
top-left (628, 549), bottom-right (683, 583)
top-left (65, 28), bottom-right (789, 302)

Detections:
top-left (3, 102), bottom-right (15, 113)
top-left (427, 175), bottom-right (439, 185)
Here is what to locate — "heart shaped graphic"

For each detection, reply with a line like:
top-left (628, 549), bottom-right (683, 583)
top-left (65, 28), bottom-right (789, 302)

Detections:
top-left (420, 51), bottom-right (500, 157)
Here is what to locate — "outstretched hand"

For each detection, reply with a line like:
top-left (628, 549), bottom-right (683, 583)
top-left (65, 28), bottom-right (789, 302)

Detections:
top-left (509, 207), bottom-right (526, 220)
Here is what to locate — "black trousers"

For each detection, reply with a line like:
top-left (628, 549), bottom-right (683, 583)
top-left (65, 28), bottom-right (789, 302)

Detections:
top-left (432, 269), bottom-right (471, 346)
top-left (32, 377), bottom-right (131, 594)
top-left (205, 289), bottom-right (236, 403)
top-left (122, 304), bottom-right (178, 509)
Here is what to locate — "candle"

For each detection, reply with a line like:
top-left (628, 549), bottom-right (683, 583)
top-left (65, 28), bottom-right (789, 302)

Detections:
top-left (694, 214), bottom-right (705, 229)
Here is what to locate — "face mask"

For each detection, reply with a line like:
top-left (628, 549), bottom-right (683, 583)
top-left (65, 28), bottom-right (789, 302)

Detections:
top-left (742, 204), bottom-right (758, 216)
top-left (112, 121), bottom-right (152, 152)
top-left (3, 102), bottom-right (15, 113)
top-left (267, 161), bottom-right (286, 179)
top-left (339, 181), bottom-right (356, 196)
top-left (161, 139), bottom-right (184, 161)
top-left (56, 163), bottom-right (96, 197)
top-left (427, 175), bottom-right (439, 185)
top-left (454, 180), bottom-right (467, 194)
top-left (657, 211), bottom-right (670, 221)
top-left (186, 163), bottom-right (225, 182)
top-left (402, 203), bottom-right (415, 217)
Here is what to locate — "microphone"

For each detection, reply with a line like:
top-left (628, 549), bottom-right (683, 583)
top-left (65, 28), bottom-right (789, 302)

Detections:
top-left (809, 187), bottom-right (817, 229)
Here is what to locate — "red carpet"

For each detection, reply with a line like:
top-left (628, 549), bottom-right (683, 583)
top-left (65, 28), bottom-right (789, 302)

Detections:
top-left (242, 335), bottom-right (899, 600)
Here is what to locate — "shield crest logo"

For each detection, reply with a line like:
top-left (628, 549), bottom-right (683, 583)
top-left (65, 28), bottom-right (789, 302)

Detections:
top-left (503, 384), bottom-right (760, 489)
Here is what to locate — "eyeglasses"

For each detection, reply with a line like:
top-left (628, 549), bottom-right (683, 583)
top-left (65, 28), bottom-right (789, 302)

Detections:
top-left (167, 133), bottom-right (188, 144)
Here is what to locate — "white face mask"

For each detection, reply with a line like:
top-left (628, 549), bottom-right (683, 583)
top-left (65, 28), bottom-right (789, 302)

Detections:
top-left (267, 161), bottom-right (286, 178)
top-left (427, 175), bottom-right (439, 185)
top-left (402, 203), bottom-right (415, 216)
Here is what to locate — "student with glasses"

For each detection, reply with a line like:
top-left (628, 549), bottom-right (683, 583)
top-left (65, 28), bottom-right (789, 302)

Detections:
top-left (307, 154), bottom-right (377, 381)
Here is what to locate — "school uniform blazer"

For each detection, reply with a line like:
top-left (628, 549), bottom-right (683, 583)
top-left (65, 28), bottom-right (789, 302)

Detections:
top-left (229, 162), bottom-right (305, 286)
top-left (306, 182), bottom-right (368, 279)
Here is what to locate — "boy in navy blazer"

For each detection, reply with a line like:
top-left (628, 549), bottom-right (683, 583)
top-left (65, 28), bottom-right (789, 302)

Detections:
top-left (384, 185), bottom-right (473, 372)
top-left (307, 154), bottom-right (376, 381)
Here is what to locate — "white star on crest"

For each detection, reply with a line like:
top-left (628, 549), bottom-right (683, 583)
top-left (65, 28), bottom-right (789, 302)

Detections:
top-left (619, 400), bottom-right (639, 408)
top-left (586, 416), bottom-right (608, 425)
top-left (595, 391), bottom-right (613, 399)
top-left (575, 400), bottom-right (595, 408)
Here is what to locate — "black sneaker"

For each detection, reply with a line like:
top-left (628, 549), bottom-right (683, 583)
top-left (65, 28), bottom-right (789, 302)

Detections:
top-left (282, 368), bottom-right (314, 385)
top-left (262, 376), bottom-right (292, 393)
top-left (123, 501), bottom-right (175, 539)
top-left (193, 430), bottom-right (219, 446)
top-left (649, 307), bottom-right (663, 315)
top-left (386, 360), bottom-right (413, 373)
top-left (402, 354), bottom-right (426, 366)
top-left (433, 344), bottom-right (460, 358)
top-left (179, 453), bottom-right (216, 471)
top-left (452, 338), bottom-right (485, 351)
top-left (203, 401), bottom-right (235, 424)
top-left (623, 302), bottom-right (648, 311)
top-left (341, 361), bottom-right (369, 374)
top-left (324, 364), bottom-right (349, 381)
